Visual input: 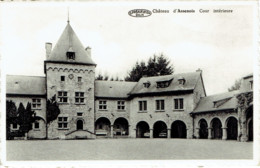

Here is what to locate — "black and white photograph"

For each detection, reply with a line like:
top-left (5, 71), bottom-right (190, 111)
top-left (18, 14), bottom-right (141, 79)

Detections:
top-left (0, 1), bottom-right (259, 167)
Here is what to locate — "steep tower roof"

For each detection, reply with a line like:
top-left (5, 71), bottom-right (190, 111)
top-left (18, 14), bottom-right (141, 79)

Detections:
top-left (47, 22), bottom-right (96, 65)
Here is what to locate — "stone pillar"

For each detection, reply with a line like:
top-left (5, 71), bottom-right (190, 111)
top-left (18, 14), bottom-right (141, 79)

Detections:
top-left (222, 127), bottom-right (227, 140)
top-left (208, 127), bottom-right (212, 139)
top-left (111, 125), bottom-right (114, 138)
top-left (167, 128), bottom-right (171, 139)
top-left (238, 108), bottom-right (247, 142)
top-left (195, 127), bottom-right (200, 139)
top-left (150, 129), bottom-right (153, 138)
top-left (127, 125), bottom-right (131, 138)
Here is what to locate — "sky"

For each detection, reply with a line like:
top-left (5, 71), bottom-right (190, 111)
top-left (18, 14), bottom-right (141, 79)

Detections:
top-left (0, 2), bottom-right (257, 95)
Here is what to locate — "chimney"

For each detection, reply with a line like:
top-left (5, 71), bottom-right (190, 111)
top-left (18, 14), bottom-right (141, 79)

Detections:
top-left (85, 46), bottom-right (91, 57)
top-left (196, 68), bottom-right (202, 74)
top-left (45, 42), bottom-right (52, 59)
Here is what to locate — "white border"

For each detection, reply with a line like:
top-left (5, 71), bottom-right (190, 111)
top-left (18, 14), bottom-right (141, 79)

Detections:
top-left (0, 1), bottom-right (259, 167)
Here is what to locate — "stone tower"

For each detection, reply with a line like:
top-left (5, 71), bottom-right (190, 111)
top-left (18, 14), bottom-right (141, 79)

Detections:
top-left (44, 21), bottom-right (96, 139)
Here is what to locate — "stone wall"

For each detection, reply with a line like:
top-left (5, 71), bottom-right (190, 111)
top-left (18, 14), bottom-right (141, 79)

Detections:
top-left (129, 94), bottom-right (195, 138)
top-left (46, 62), bottom-right (95, 139)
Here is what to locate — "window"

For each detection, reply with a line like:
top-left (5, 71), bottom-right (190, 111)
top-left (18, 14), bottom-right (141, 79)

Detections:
top-left (34, 122), bottom-right (40, 129)
top-left (78, 77), bottom-right (82, 82)
top-left (75, 92), bottom-right (84, 104)
top-left (117, 101), bottom-right (125, 110)
top-left (12, 123), bottom-right (18, 130)
top-left (58, 91), bottom-right (68, 103)
top-left (58, 117), bottom-right (68, 129)
top-left (61, 76), bottom-right (65, 81)
top-left (32, 99), bottom-right (41, 109)
top-left (174, 98), bottom-right (184, 110)
top-left (99, 101), bottom-right (107, 110)
top-left (156, 100), bottom-right (165, 111)
top-left (156, 79), bottom-right (173, 88)
top-left (143, 81), bottom-right (151, 88)
top-left (139, 101), bottom-right (147, 112)
top-left (67, 52), bottom-right (75, 60)
top-left (77, 112), bottom-right (83, 116)
top-left (250, 81), bottom-right (253, 90)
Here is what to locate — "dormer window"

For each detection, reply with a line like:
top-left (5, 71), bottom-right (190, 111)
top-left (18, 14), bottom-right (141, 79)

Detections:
top-left (143, 81), bottom-right (151, 88)
top-left (178, 77), bottom-right (186, 85)
top-left (67, 52), bottom-right (75, 60)
top-left (156, 79), bottom-right (173, 88)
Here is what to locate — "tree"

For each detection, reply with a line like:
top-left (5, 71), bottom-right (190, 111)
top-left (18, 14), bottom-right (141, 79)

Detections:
top-left (46, 95), bottom-right (60, 139)
top-left (6, 100), bottom-right (18, 140)
top-left (228, 79), bottom-right (242, 92)
top-left (125, 53), bottom-right (174, 82)
top-left (17, 102), bottom-right (36, 138)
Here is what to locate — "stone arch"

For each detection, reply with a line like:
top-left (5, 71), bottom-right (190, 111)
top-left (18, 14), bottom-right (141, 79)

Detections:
top-left (95, 117), bottom-right (111, 137)
top-left (74, 69), bottom-right (79, 73)
top-left (171, 120), bottom-right (187, 138)
top-left (113, 117), bottom-right (129, 136)
top-left (53, 67), bottom-right (58, 71)
top-left (210, 118), bottom-right (222, 139)
top-left (63, 68), bottom-right (68, 72)
top-left (225, 116), bottom-right (238, 140)
top-left (58, 68), bottom-right (63, 72)
top-left (136, 121), bottom-right (150, 138)
top-left (153, 120), bottom-right (167, 138)
top-left (198, 118), bottom-right (208, 139)
top-left (79, 69), bottom-right (84, 73)
top-left (68, 68), bottom-right (74, 72)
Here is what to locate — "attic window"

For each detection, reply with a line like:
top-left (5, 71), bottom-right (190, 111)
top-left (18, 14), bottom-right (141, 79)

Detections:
top-left (67, 52), bottom-right (75, 60)
top-left (178, 77), bottom-right (186, 85)
top-left (156, 79), bottom-right (173, 88)
top-left (143, 81), bottom-right (151, 88)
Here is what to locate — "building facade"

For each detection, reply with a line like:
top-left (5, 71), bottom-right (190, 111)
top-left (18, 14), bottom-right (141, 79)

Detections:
top-left (6, 22), bottom-right (253, 142)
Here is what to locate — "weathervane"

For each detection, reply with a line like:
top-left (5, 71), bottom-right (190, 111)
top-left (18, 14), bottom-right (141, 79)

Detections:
top-left (67, 7), bottom-right (70, 23)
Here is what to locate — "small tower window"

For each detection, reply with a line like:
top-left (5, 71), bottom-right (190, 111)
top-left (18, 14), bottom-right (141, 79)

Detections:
top-left (61, 76), bottom-right (65, 81)
top-left (67, 52), bottom-right (75, 60)
top-left (78, 77), bottom-right (82, 82)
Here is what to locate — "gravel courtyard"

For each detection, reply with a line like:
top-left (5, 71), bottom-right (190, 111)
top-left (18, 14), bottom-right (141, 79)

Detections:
top-left (6, 139), bottom-right (253, 161)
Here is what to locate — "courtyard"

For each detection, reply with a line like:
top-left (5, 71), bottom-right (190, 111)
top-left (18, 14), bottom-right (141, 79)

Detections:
top-left (6, 139), bottom-right (253, 161)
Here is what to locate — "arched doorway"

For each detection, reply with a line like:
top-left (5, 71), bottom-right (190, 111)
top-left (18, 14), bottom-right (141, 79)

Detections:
top-left (226, 117), bottom-right (238, 140)
top-left (171, 120), bottom-right (187, 138)
top-left (199, 119), bottom-right (208, 139)
top-left (153, 121), bottom-right (167, 138)
top-left (77, 120), bottom-right (83, 130)
top-left (246, 105), bottom-right (253, 141)
top-left (95, 117), bottom-right (111, 137)
top-left (211, 118), bottom-right (222, 139)
top-left (113, 118), bottom-right (129, 136)
top-left (136, 121), bottom-right (150, 138)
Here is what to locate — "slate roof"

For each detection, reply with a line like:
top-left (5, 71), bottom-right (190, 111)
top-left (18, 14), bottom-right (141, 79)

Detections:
top-left (95, 80), bottom-right (137, 98)
top-left (6, 75), bottom-right (46, 95)
top-left (47, 22), bottom-right (96, 65)
top-left (129, 72), bottom-right (202, 95)
top-left (192, 90), bottom-right (240, 114)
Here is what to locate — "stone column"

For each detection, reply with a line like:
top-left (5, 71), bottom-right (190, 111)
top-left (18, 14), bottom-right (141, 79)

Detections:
top-left (238, 108), bottom-right (247, 142)
top-left (208, 127), bottom-right (212, 139)
top-left (167, 128), bottom-right (171, 139)
top-left (222, 127), bottom-right (227, 140)
top-left (111, 125), bottom-right (114, 138)
top-left (150, 129), bottom-right (153, 138)
top-left (196, 127), bottom-right (200, 139)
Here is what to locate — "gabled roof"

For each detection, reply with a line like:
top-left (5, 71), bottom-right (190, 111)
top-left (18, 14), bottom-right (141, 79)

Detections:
top-left (129, 72), bottom-right (201, 96)
top-left (192, 90), bottom-right (240, 114)
top-left (6, 75), bottom-right (46, 96)
top-left (95, 81), bottom-right (137, 98)
top-left (47, 22), bottom-right (96, 65)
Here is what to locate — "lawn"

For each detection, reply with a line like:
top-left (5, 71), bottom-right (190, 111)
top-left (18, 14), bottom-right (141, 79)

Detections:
top-left (6, 138), bottom-right (253, 161)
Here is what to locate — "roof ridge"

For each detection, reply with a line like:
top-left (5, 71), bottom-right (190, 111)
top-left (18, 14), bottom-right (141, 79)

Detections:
top-left (6, 75), bottom-right (46, 78)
